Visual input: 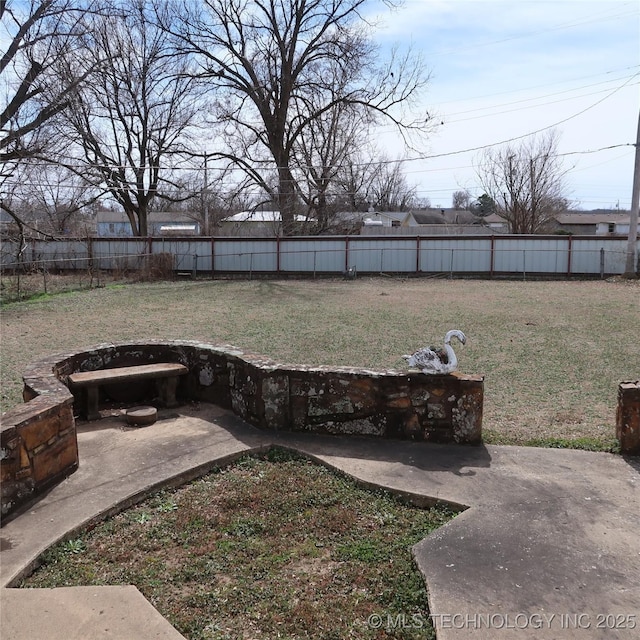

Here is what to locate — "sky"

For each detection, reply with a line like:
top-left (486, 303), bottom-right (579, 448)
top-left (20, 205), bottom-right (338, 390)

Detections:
top-left (2, 1), bottom-right (637, 213)
top-left (368, 0), bottom-right (639, 211)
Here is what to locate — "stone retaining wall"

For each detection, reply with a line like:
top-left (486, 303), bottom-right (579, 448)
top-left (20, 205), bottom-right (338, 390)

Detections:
top-left (1, 340), bottom-right (484, 518)
top-left (1, 394), bottom-right (77, 518)
top-left (617, 381), bottom-right (640, 456)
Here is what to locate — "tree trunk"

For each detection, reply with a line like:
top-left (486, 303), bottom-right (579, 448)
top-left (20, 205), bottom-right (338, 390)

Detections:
top-left (277, 165), bottom-right (297, 236)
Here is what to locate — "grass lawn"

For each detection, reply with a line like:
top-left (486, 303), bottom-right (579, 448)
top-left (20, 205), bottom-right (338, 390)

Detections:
top-left (6, 276), bottom-right (638, 639)
top-left (21, 449), bottom-right (455, 640)
top-left (2, 276), bottom-right (638, 448)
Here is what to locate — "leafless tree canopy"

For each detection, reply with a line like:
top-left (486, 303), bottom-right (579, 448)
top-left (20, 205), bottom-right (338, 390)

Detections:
top-left (1, 0), bottom-right (97, 244)
top-left (3, 160), bottom-right (100, 235)
top-left (452, 190), bottom-right (472, 210)
top-left (2, 0), bottom-right (75, 163)
top-left (165, 0), bottom-right (430, 234)
top-left (292, 72), bottom-right (371, 232)
top-left (55, 1), bottom-right (201, 236)
top-left (477, 131), bottom-right (570, 234)
top-left (3, 0), bottom-right (430, 238)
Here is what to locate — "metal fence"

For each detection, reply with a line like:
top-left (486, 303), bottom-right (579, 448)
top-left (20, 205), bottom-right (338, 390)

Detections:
top-left (1, 234), bottom-right (637, 278)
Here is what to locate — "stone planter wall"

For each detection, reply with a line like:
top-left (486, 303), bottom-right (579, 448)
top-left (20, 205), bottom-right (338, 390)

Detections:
top-left (1, 394), bottom-right (77, 518)
top-left (1, 340), bottom-right (484, 518)
top-left (617, 381), bottom-right (640, 456)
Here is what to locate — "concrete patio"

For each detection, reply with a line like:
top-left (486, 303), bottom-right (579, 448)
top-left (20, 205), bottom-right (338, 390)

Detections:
top-left (1, 403), bottom-right (639, 639)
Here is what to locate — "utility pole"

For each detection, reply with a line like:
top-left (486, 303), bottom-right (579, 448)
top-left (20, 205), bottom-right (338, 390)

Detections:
top-left (623, 108), bottom-right (640, 277)
top-left (203, 155), bottom-right (209, 236)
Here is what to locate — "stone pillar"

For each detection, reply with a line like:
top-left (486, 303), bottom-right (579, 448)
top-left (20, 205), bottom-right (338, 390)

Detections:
top-left (616, 381), bottom-right (640, 456)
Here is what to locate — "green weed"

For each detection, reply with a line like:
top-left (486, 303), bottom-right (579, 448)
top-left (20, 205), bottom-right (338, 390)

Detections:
top-left (21, 451), bottom-right (455, 639)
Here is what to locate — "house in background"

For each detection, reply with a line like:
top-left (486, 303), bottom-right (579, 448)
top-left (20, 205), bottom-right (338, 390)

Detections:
top-left (95, 210), bottom-right (200, 237)
top-left (482, 213), bottom-right (510, 233)
top-left (361, 211), bottom-right (407, 228)
top-left (552, 211), bottom-right (632, 236)
top-left (0, 210), bottom-right (15, 235)
top-left (361, 208), bottom-right (499, 235)
top-left (218, 210), bottom-right (311, 236)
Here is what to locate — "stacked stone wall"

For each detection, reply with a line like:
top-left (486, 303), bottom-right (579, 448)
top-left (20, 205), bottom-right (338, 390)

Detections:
top-left (1, 340), bottom-right (484, 519)
top-left (1, 395), bottom-right (77, 518)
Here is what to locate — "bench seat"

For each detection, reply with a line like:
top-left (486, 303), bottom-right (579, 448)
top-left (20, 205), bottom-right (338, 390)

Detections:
top-left (68, 363), bottom-right (188, 420)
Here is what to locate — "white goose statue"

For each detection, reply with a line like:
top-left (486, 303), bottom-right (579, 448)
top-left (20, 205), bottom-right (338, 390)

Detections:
top-left (403, 329), bottom-right (466, 374)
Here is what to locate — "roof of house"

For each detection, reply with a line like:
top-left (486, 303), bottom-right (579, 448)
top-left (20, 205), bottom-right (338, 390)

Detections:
top-left (480, 213), bottom-right (508, 224)
top-left (359, 211), bottom-right (409, 223)
top-left (443, 209), bottom-right (481, 224)
top-left (555, 212), bottom-right (631, 225)
top-left (410, 209), bottom-right (482, 225)
top-left (411, 211), bottom-right (446, 225)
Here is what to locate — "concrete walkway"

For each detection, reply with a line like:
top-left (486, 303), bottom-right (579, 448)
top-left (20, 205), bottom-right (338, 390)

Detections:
top-left (1, 404), bottom-right (639, 639)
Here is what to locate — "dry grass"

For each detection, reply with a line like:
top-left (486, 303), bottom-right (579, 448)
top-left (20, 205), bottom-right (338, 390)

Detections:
top-left (2, 276), bottom-right (638, 447)
top-left (22, 450), bottom-right (453, 639)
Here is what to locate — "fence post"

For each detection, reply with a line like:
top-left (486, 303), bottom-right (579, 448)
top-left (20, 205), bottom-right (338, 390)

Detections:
top-left (211, 237), bottom-right (215, 280)
top-left (276, 236), bottom-right (281, 273)
top-left (42, 259), bottom-right (47, 294)
top-left (345, 236), bottom-right (350, 272)
top-left (490, 235), bottom-right (495, 277)
top-left (192, 254), bottom-right (198, 279)
top-left (600, 247), bottom-right (605, 279)
top-left (313, 250), bottom-right (317, 279)
top-left (523, 249), bottom-right (526, 281)
top-left (416, 236), bottom-right (421, 274)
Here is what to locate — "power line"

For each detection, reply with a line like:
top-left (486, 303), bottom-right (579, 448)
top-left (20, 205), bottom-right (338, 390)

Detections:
top-left (397, 74), bottom-right (639, 165)
top-left (443, 80), bottom-right (640, 124)
top-left (433, 65), bottom-right (640, 107)
top-left (2, 141), bottom-right (634, 187)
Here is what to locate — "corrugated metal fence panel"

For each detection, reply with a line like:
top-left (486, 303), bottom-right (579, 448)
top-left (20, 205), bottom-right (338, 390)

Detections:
top-left (0, 238), bottom-right (18, 267)
top-left (494, 237), bottom-right (569, 273)
top-left (30, 240), bottom-right (89, 270)
top-left (152, 239), bottom-right (212, 271)
top-left (571, 238), bottom-right (628, 274)
top-left (571, 240), bottom-right (601, 274)
top-left (91, 238), bottom-right (148, 270)
top-left (601, 240), bottom-right (628, 274)
top-left (348, 238), bottom-right (417, 272)
top-left (280, 238), bottom-right (345, 272)
top-left (213, 239), bottom-right (278, 272)
top-left (2, 236), bottom-right (637, 275)
top-left (420, 237), bottom-right (492, 272)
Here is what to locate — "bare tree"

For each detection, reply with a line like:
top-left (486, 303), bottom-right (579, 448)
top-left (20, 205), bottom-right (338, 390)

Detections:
top-left (335, 152), bottom-right (379, 212)
top-left (333, 147), bottom-right (416, 212)
top-left (165, 0), bottom-right (430, 235)
top-left (57, 1), bottom-right (201, 236)
top-left (0, 0), bottom-right (92, 164)
top-left (292, 69), bottom-right (372, 231)
top-left (477, 131), bottom-right (570, 234)
top-left (1, 0), bottom-right (97, 249)
top-left (368, 159), bottom-right (416, 211)
top-left (452, 190), bottom-right (471, 210)
top-left (4, 159), bottom-right (101, 235)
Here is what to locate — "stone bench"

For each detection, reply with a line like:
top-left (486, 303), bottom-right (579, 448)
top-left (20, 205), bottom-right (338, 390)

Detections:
top-left (68, 363), bottom-right (188, 420)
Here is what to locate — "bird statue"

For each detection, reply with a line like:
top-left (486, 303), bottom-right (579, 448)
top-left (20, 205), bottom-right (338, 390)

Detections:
top-left (403, 330), bottom-right (467, 374)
